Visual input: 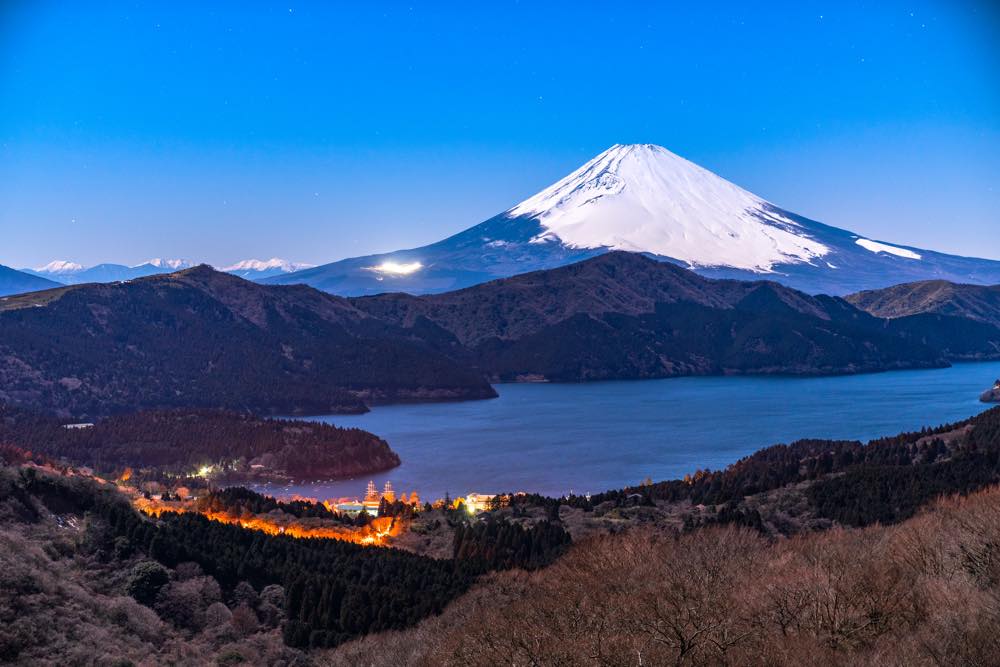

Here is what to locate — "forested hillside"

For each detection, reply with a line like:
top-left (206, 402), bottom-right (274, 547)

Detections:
top-left (3, 406), bottom-right (1000, 663)
top-left (4, 256), bottom-right (999, 418)
top-left (0, 465), bottom-right (572, 660)
top-left (0, 266), bottom-right (495, 418)
top-left (0, 406), bottom-right (399, 481)
top-left (354, 252), bottom-right (1000, 381)
top-left (529, 406), bottom-right (1000, 536)
top-left (327, 486), bottom-right (1000, 666)
top-left (847, 279), bottom-right (1000, 329)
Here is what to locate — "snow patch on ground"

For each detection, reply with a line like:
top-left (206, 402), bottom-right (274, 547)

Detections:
top-left (855, 239), bottom-right (922, 260)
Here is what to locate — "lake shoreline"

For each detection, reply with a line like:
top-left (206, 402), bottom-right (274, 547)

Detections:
top-left (263, 361), bottom-right (1000, 504)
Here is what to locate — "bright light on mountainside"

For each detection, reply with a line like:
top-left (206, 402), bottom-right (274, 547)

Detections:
top-left (367, 261), bottom-right (423, 275)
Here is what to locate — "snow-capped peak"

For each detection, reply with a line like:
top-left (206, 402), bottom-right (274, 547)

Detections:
top-left (221, 258), bottom-right (315, 273)
top-left (136, 258), bottom-right (191, 270)
top-left (35, 260), bottom-right (85, 274)
top-left (507, 143), bottom-right (829, 272)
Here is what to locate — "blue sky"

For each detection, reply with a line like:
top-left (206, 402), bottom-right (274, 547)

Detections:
top-left (1, 1), bottom-right (997, 268)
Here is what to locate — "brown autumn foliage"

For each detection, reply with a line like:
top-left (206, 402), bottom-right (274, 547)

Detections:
top-left (327, 485), bottom-right (1000, 666)
top-left (0, 490), bottom-right (304, 666)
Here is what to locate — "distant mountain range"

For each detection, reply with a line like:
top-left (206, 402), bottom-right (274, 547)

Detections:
top-left (0, 265), bottom-right (61, 297)
top-left (4, 252), bottom-right (998, 418)
top-left (220, 258), bottom-right (316, 280)
top-left (265, 143), bottom-right (1000, 296)
top-left (18, 257), bottom-right (314, 286)
top-left (22, 259), bottom-right (195, 285)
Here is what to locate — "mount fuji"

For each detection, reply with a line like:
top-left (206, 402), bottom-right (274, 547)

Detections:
top-left (266, 143), bottom-right (1000, 296)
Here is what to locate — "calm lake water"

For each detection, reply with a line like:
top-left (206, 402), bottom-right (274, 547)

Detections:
top-left (262, 362), bottom-right (1000, 503)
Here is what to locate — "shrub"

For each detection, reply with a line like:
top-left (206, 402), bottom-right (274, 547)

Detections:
top-left (174, 561), bottom-right (204, 581)
top-left (205, 602), bottom-right (233, 628)
top-left (230, 605), bottom-right (260, 637)
top-left (155, 576), bottom-right (223, 632)
top-left (108, 596), bottom-right (165, 644)
top-left (113, 536), bottom-right (132, 560)
top-left (125, 561), bottom-right (169, 606)
top-left (259, 584), bottom-right (284, 610)
top-left (231, 581), bottom-right (258, 610)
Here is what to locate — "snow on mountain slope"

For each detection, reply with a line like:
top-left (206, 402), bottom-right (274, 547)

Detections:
top-left (139, 258), bottom-right (191, 270)
top-left (223, 258), bottom-right (314, 272)
top-left (510, 144), bottom-right (829, 271)
top-left (16, 256), bottom-right (313, 289)
top-left (855, 238), bottom-right (922, 260)
top-left (222, 258), bottom-right (316, 279)
top-left (35, 260), bottom-right (85, 275)
top-left (25, 259), bottom-right (194, 285)
top-left (268, 143), bottom-right (1000, 297)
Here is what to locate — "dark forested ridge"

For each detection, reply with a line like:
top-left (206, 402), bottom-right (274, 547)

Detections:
top-left (353, 252), bottom-right (1000, 381)
top-left (845, 279), bottom-right (1000, 359)
top-left (882, 312), bottom-right (1000, 360)
top-left (847, 279), bottom-right (1000, 329)
top-left (3, 254), bottom-right (999, 417)
top-left (0, 266), bottom-right (496, 418)
top-left (545, 406), bottom-right (1000, 532)
top-left (0, 406), bottom-right (399, 481)
top-left (452, 516), bottom-right (572, 571)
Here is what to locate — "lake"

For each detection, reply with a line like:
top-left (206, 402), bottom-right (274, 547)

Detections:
top-left (261, 362), bottom-right (1000, 503)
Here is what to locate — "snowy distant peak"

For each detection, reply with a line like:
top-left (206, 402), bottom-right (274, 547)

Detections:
top-left (507, 143), bottom-right (829, 272)
top-left (23, 257), bottom-right (312, 286)
top-left (222, 258), bottom-right (314, 273)
top-left (35, 260), bottom-right (85, 274)
top-left (137, 258), bottom-right (191, 270)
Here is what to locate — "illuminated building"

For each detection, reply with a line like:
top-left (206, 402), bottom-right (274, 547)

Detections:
top-left (334, 501), bottom-right (365, 515)
top-left (463, 493), bottom-right (496, 513)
